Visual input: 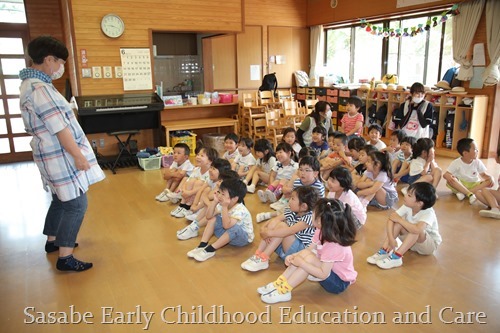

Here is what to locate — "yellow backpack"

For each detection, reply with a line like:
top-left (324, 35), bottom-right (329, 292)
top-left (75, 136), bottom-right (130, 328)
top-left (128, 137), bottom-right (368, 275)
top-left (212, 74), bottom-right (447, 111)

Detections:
top-left (382, 74), bottom-right (398, 84)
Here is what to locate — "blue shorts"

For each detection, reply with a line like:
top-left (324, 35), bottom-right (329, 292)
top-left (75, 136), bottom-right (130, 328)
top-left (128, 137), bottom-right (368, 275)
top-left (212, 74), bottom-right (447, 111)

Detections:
top-left (274, 237), bottom-right (306, 260)
top-left (369, 190), bottom-right (399, 209)
top-left (319, 271), bottom-right (351, 294)
top-left (213, 215), bottom-right (250, 247)
top-left (407, 174), bottom-right (422, 184)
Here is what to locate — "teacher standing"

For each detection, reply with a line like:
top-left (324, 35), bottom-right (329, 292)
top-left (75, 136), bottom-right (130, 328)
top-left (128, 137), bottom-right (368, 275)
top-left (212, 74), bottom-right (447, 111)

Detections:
top-left (19, 36), bottom-right (105, 272)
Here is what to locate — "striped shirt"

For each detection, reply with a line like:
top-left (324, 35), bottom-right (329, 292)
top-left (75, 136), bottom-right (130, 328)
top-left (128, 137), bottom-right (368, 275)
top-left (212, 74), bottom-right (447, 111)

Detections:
top-left (283, 208), bottom-right (315, 246)
top-left (19, 68), bottom-right (105, 202)
top-left (292, 179), bottom-right (325, 197)
top-left (341, 112), bottom-right (364, 135)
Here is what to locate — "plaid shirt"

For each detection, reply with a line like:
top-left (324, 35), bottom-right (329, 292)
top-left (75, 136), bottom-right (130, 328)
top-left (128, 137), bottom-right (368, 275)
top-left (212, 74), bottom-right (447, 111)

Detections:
top-left (19, 68), bottom-right (105, 202)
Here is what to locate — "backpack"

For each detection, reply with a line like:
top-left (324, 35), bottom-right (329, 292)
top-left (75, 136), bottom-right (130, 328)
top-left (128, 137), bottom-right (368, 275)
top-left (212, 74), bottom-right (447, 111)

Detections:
top-left (259, 72), bottom-right (278, 95)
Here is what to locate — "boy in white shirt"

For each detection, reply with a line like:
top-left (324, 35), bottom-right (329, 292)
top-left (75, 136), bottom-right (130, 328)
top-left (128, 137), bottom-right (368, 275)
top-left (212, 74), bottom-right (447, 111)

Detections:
top-left (367, 124), bottom-right (387, 151)
top-left (233, 137), bottom-right (256, 179)
top-left (155, 143), bottom-right (194, 202)
top-left (222, 132), bottom-right (240, 163)
top-left (188, 178), bottom-right (254, 262)
top-left (367, 182), bottom-right (441, 269)
top-left (443, 138), bottom-right (494, 205)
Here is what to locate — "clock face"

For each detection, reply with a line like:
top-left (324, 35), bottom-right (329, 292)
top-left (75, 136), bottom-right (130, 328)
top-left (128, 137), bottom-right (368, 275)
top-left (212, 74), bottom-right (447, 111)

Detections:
top-left (101, 14), bottom-right (125, 38)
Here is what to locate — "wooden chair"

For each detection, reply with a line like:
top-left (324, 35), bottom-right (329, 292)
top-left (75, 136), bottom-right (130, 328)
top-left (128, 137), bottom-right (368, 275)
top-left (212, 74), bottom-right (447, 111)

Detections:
top-left (282, 100), bottom-right (303, 129)
top-left (304, 99), bottom-right (318, 113)
top-left (240, 92), bottom-right (265, 137)
top-left (277, 89), bottom-right (293, 103)
top-left (258, 90), bottom-right (275, 106)
top-left (264, 107), bottom-right (286, 147)
top-left (252, 117), bottom-right (267, 141)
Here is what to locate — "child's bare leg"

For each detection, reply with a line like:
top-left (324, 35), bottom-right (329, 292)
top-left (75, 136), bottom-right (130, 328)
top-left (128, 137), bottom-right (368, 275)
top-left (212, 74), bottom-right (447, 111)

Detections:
top-left (256, 170), bottom-right (270, 184)
top-left (284, 249), bottom-right (320, 287)
top-left (200, 217), bottom-right (216, 243)
top-left (245, 165), bottom-right (257, 184)
top-left (374, 188), bottom-right (388, 206)
top-left (476, 188), bottom-right (498, 208)
top-left (395, 229), bottom-right (422, 256)
top-left (168, 179), bottom-right (181, 192)
top-left (381, 223), bottom-right (404, 251)
top-left (444, 174), bottom-right (471, 195)
top-left (431, 167), bottom-right (442, 188)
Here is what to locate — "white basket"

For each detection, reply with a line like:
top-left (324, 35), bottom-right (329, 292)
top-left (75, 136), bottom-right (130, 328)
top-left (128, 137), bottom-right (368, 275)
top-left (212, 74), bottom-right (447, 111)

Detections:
top-left (138, 156), bottom-right (161, 170)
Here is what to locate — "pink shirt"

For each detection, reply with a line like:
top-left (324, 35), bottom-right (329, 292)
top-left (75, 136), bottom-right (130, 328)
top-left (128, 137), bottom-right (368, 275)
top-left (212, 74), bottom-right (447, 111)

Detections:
top-left (312, 230), bottom-right (357, 283)
top-left (327, 190), bottom-right (367, 226)
top-left (341, 112), bottom-right (364, 135)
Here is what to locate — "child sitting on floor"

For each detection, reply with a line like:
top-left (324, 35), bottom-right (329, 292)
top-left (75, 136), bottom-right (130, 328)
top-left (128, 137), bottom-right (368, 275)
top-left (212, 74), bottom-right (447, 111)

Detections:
top-left (233, 137), bottom-right (257, 180)
top-left (155, 143), bottom-right (194, 202)
top-left (244, 138), bottom-right (276, 193)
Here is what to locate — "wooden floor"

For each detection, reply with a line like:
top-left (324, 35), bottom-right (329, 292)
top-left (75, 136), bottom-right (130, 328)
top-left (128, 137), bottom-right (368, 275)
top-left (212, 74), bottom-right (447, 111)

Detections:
top-left (0, 156), bottom-right (499, 333)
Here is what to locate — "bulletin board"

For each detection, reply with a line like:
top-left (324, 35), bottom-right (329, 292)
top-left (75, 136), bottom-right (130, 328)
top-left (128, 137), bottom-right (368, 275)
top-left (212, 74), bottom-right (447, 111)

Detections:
top-left (120, 48), bottom-right (153, 91)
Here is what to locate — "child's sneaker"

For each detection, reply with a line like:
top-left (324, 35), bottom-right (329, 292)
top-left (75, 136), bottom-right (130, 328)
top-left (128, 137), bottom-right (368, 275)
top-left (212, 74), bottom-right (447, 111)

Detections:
top-left (265, 189), bottom-right (277, 203)
top-left (479, 209), bottom-right (500, 219)
top-left (270, 197), bottom-right (288, 211)
top-left (367, 249), bottom-right (390, 264)
top-left (256, 212), bottom-right (272, 223)
top-left (193, 249), bottom-right (215, 262)
top-left (257, 282), bottom-right (277, 295)
top-left (185, 212), bottom-right (198, 221)
top-left (187, 247), bottom-right (203, 258)
top-left (167, 191), bottom-right (182, 202)
top-left (261, 289), bottom-right (291, 304)
top-left (376, 254), bottom-right (403, 269)
top-left (401, 186), bottom-right (408, 196)
top-left (257, 190), bottom-right (268, 203)
top-left (469, 194), bottom-right (477, 205)
top-left (177, 224), bottom-right (199, 240)
top-left (456, 192), bottom-right (466, 201)
top-left (173, 207), bottom-right (187, 218)
top-left (155, 190), bottom-right (170, 202)
top-left (182, 209), bottom-right (193, 218)
top-left (247, 184), bottom-right (256, 193)
top-left (170, 206), bottom-right (183, 216)
top-left (241, 255), bottom-right (269, 272)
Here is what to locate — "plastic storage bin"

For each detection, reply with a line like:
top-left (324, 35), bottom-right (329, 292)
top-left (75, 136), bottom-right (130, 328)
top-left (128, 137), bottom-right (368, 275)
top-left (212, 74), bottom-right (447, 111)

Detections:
top-left (138, 156), bottom-right (162, 170)
top-left (170, 132), bottom-right (197, 156)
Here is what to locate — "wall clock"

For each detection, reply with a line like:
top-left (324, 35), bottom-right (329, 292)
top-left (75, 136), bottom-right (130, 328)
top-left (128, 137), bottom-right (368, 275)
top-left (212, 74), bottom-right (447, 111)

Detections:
top-left (101, 14), bottom-right (125, 38)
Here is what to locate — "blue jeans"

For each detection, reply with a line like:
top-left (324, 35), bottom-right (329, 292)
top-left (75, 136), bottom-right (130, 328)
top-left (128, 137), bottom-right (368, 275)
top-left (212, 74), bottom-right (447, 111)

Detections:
top-left (319, 271), bottom-right (351, 294)
top-left (213, 215), bottom-right (250, 247)
top-left (43, 192), bottom-right (88, 248)
top-left (275, 237), bottom-right (305, 260)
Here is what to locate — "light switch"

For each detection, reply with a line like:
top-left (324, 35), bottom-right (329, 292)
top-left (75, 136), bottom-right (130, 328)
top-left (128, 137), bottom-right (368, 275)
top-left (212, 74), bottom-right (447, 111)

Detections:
top-left (82, 68), bottom-right (92, 78)
top-left (103, 66), bottom-right (113, 78)
top-left (114, 66), bottom-right (123, 78)
top-left (92, 66), bottom-right (102, 79)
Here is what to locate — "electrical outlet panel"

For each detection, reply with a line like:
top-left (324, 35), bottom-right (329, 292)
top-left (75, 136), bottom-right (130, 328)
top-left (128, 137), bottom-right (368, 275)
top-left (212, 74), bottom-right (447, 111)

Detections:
top-left (92, 66), bottom-right (102, 79)
top-left (99, 138), bottom-right (105, 148)
top-left (82, 68), bottom-right (92, 78)
top-left (114, 66), bottom-right (123, 78)
top-left (103, 66), bottom-right (113, 79)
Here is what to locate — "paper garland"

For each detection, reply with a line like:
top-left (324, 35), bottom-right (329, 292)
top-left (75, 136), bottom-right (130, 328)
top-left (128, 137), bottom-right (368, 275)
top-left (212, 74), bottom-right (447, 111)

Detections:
top-left (359, 4), bottom-right (459, 38)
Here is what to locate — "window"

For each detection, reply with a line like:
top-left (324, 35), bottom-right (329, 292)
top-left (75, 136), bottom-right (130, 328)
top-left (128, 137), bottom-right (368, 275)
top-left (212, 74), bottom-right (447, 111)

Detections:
top-left (325, 11), bottom-right (457, 86)
top-left (0, 0), bottom-right (26, 23)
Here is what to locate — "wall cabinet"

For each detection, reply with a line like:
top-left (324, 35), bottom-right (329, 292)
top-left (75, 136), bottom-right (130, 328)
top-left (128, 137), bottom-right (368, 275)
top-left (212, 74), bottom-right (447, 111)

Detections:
top-left (358, 89), bottom-right (488, 157)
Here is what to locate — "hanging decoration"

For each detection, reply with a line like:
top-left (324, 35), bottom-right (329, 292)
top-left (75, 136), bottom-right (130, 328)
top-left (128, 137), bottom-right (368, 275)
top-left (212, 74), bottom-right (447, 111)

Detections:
top-left (359, 4), bottom-right (460, 38)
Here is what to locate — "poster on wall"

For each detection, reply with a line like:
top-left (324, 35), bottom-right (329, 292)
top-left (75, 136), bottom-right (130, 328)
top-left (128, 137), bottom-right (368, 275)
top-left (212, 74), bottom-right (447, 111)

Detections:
top-left (397, 0), bottom-right (440, 8)
top-left (120, 48), bottom-right (153, 91)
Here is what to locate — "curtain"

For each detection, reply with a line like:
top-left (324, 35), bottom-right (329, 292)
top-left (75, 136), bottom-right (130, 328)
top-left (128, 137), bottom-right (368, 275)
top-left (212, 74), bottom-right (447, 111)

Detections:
top-left (482, 0), bottom-right (500, 85)
top-left (309, 25), bottom-right (324, 84)
top-left (452, 0), bottom-right (485, 81)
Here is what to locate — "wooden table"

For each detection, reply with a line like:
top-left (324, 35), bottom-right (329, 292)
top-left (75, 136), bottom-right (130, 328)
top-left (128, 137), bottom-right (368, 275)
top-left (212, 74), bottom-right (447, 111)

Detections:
top-left (162, 117), bottom-right (238, 147)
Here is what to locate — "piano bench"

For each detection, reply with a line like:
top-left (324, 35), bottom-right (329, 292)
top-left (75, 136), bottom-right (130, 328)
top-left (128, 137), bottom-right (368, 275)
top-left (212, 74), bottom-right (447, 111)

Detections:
top-left (107, 130), bottom-right (140, 174)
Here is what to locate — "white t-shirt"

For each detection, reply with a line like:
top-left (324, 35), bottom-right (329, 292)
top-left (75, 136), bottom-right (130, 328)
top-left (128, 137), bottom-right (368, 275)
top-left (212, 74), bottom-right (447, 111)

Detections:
top-left (409, 157), bottom-right (426, 176)
top-left (234, 153), bottom-right (257, 172)
top-left (169, 160), bottom-right (194, 176)
top-left (446, 158), bottom-right (487, 183)
top-left (187, 167), bottom-right (210, 183)
top-left (256, 156), bottom-right (277, 174)
top-left (395, 205), bottom-right (442, 246)
top-left (272, 160), bottom-right (299, 180)
top-left (291, 142), bottom-right (302, 155)
top-left (223, 149), bottom-right (240, 161)
top-left (371, 140), bottom-right (387, 151)
top-left (216, 203), bottom-right (254, 243)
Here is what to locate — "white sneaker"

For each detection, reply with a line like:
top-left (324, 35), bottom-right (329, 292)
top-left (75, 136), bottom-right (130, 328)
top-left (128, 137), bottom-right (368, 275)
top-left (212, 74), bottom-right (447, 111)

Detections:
top-left (266, 189), bottom-right (277, 203)
top-left (193, 249), bottom-right (215, 261)
top-left (167, 191), bottom-right (182, 200)
top-left (177, 224), bottom-right (199, 240)
top-left (173, 207), bottom-right (187, 218)
top-left (469, 194), bottom-right (477, 205)
top-left (181, 209), bottom-right (193, 218)
top-left (185, 212), bottom-right (198, 221)
top-left (187, 247), bottom-right (203, 258)
top-left (376, 255), bottom-right (403, 269)
top-left (270, 198), bottom-right (288, 211)
top-left (367, 250), bottom-right (390, 264)
top-left (247, 184), bottom-right (256, 193)
top-left (260, 289), bottom-right (291, 304)
top-left (155, 190), bottom-right (170, 202)
top-left (170, 206), bottom-right (183, 216)
top-left (479, 209), bottom-right (500, 219)
top-left (401, 186), bottom-right (408, 196)
top-left (257, 190), bottom-right (268, 203)
top-left (256, 212), bottom-right (272, 223)
top-left (257, 282), bottom-right (276, 295)
top-left (456, 192), bottom-right (466, 201)
top-left (241, 255), bottom-right (269, 272)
